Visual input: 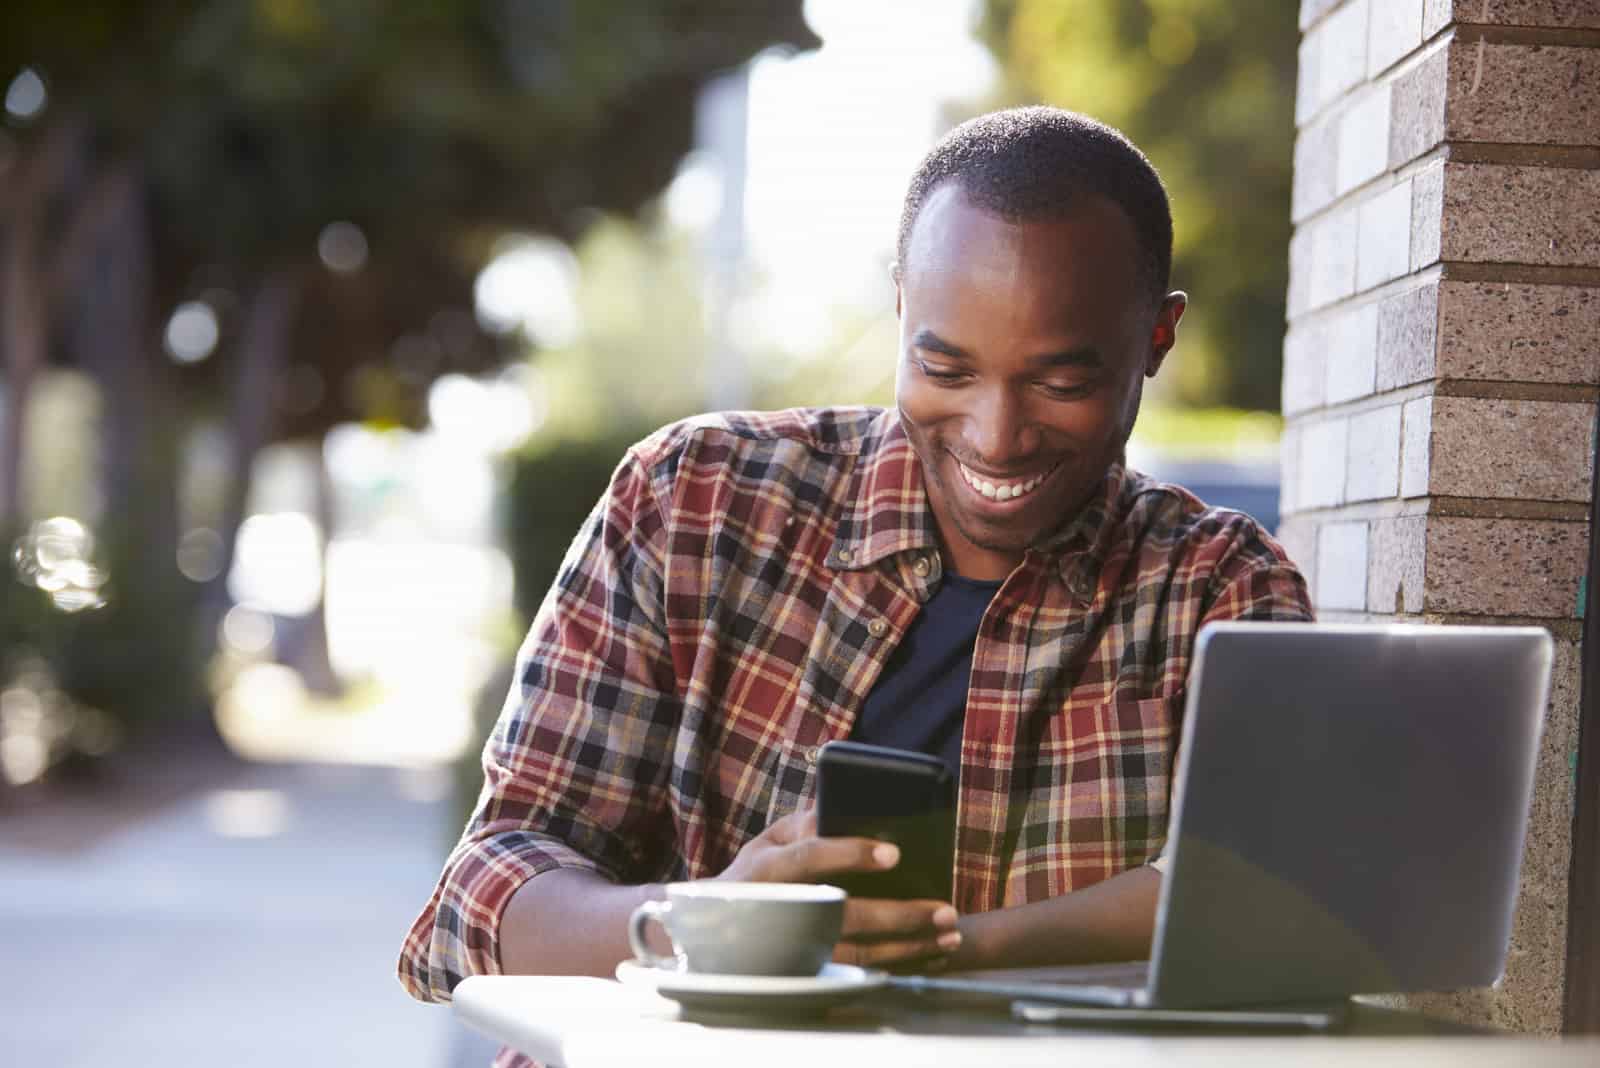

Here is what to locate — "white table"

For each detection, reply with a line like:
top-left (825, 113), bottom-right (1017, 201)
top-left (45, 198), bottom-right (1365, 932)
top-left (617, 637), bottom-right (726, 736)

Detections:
top-left (452, 976), bottom-right (1600, 1068)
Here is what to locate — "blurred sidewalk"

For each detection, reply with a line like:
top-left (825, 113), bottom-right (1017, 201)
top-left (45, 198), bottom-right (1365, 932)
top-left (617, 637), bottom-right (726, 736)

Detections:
top-left (0, 734), bottom-right (498, 1067)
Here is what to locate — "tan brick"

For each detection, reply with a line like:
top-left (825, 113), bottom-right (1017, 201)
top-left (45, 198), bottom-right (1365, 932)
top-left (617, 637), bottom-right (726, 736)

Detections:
top-left (1432, 0), bottom-right (1600, 28)
top-left (1338, 86), bottom-right (1393, 194)
top-left (1301, 417), bottom-right (1350, 509)
top-left (1448, 43), bottom-right (1600, 147)
top-left (1293, 116), bottom-right (1340, 222)
top-left (1325, 303), bottom-right (1380, 403)
top-left (1376, 281), bottom-right (1439, 390)
top-left (1442, 163), bottom-right (1600, 267)
top-left (1429, 396), bottom-right (1594, 501)
top-left (1389, 46), bottom-right (1448, 169)
top-left (1424, 516), bottom-right (1587, 616)
top-left (1317, 519), bottom-right (1369, 610)
top-left (1345, 403), bottom-right (1403, 501)
top-left (1401, 395), bottom-right (1433, 497)
top-left (1367, 514), bottom-right (1426, 613)
top-left (1437, 281), bottom-right (1600, 385)
top-left (1369, 0), bottom-right (1425, 76)
top-left (1282, 324), bottom-right (1328, 415)
top-left (1410, 163), bottom-right (1444, 269)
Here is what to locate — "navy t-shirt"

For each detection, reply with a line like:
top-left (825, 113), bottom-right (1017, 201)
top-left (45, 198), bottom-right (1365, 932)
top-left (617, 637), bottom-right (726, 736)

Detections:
top-left (849, 573), bottom-right (1002, 776)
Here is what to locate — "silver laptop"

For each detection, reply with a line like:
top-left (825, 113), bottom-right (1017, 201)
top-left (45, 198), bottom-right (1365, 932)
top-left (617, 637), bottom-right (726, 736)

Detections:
top-left (897, 621), bottom-right (1553, 1015)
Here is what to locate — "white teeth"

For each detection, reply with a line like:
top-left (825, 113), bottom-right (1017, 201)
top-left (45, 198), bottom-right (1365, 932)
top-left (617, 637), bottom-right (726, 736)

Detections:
top-left (959, 461), bottom-right (1050, 502)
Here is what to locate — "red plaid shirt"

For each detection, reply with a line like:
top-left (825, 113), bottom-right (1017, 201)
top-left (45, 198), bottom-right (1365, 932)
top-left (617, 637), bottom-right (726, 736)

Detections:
top-left (399, 406), bottom-right (1311, 1010)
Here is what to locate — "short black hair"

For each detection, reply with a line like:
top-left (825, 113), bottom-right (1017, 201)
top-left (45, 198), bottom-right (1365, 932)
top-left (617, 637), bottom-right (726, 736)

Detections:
top-left (896, 107), bottom-right (1172, 304)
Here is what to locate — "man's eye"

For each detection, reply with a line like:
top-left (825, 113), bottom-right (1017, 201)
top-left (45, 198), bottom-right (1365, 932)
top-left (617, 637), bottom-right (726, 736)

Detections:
top-left (917, 360), bottom-right (965, 382)
top-left (1039, 381), bottom-right (1093, 399)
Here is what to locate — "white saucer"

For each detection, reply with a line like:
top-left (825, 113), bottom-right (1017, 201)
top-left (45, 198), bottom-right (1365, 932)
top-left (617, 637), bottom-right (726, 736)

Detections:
top-left (614, 959), bottom-right (888, 1015)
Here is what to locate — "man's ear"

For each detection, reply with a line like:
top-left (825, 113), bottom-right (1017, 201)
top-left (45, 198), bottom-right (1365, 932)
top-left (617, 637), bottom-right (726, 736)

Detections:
top-left (1146, 291), bottom-right (1187, 378)
top-left (889, 260), bottom-right (903, 318)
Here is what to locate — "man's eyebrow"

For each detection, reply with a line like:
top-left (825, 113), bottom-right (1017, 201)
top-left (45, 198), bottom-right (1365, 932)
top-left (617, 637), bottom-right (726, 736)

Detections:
top-left (1030, 347), bottom-right (1103, 370)
top-left (912, 329), bottom-right (1103, 370)
top-left (911, 329), bottom-right (969, 360)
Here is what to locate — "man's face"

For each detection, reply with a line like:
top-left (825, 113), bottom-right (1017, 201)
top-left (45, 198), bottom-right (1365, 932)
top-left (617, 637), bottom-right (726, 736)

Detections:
top-left (895, 183), bottom-right (1183, 581)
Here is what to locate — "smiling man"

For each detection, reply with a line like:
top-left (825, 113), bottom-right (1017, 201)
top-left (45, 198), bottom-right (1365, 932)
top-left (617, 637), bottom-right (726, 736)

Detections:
top-left (399, 108), bottom-right (1311, 1036)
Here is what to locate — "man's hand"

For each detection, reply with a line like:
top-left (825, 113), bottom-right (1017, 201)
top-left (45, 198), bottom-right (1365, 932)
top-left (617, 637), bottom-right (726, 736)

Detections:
top-left (716, 808), bottom-right (961, 970)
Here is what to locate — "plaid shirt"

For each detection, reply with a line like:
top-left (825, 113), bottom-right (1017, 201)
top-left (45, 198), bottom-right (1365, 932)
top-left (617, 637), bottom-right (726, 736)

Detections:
top-left (399, 406), bottom-right (1311, 1010)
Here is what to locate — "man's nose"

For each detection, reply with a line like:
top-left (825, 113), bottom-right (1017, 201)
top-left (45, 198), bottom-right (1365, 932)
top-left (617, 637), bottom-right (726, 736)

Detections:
top-left (964, 387), bottom-right (1031, 466)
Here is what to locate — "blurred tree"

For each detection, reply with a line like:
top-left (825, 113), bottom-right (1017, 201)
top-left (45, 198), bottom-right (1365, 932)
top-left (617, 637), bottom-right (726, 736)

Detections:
top-left (977, 0), bottom-right (1298, 411)
top-left (0, 0), bottom-right (816, 740)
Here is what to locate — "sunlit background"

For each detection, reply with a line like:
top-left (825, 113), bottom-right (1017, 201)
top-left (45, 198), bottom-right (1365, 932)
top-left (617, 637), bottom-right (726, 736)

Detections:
top-left (0, 1), bottom-right (1296, 1064)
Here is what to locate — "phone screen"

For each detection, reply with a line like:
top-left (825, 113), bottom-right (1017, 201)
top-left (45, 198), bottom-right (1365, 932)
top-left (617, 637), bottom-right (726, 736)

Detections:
top-left (814, 740), bottom-right (956, 901)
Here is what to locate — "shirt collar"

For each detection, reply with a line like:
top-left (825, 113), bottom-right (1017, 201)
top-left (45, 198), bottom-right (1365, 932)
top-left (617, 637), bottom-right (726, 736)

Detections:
top-left (827, 410), bottom-right (940, 570)
top-left (826, 408), bottom-right (1129, 584)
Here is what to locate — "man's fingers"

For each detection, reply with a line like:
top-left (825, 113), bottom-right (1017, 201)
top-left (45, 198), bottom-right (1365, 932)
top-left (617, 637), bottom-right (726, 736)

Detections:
top-left (834, 930), bottom-right (962, 970)
top-left (841, 898), bottom-right (958, 940)
top-left (759, 835), bottom-right (897, 883)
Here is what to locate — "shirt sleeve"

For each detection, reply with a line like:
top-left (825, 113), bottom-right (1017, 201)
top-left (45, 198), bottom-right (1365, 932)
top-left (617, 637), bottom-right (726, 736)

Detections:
top-left (1198, 522), bottom-right (1314, 627)
top-left (397, 446), bottom-right (681, 1003)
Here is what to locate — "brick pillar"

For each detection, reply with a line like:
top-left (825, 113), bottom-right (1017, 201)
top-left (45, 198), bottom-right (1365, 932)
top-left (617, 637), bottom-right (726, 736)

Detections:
top-left (1281, 0), bottom-right (1599, 1032)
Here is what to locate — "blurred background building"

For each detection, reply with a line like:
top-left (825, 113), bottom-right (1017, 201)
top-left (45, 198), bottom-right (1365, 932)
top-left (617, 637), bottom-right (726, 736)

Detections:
top-left (0, 1), bottom-right (1299, 1063)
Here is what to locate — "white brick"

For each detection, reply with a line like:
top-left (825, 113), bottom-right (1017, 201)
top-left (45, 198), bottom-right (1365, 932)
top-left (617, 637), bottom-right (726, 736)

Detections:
top-left (1319, 0), bottom-right (1371, 104)
top-left (1282, 325), bottom-right (1328, 415)
top-left (1410, 163), bottom-right (1444, 270)
top-left (1325, 303), bottom-right (1380, 403)
top-left (1276, 518), bottom-right (1319, 580)
top-left (1317, 520), bottom-right (1370, 611)
top-left (1311, 207), bottom-right (1360, 309)
top-left (1300, 417), bottom-right (1351, 509)
top-left (1357, 180), bottom-right (1414, 291)
top-left (1367, 0), bottom-right (1424, 77)
top-left (1401, 395), bottom-right (1433, 497)
top-left (1280, 426), bottom-right (1302, 515)
top-left (1337, 86), bottom-right (1392, 194)
top-left (1345, 404), bottom-right (1403, 501)
top-left (1297, 30), bottom-right (1324, 125)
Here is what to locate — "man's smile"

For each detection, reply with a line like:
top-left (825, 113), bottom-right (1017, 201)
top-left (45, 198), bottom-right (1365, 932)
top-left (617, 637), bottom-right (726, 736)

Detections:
top-left (952, 454), bottom-right (1063, 504)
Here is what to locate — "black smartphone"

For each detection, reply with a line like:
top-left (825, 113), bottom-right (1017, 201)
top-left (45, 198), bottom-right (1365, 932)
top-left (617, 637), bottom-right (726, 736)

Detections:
top-left (814, 740), bottom-right (955, 901)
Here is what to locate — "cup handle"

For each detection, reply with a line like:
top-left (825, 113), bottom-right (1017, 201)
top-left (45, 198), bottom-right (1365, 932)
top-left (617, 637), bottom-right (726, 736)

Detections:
top-left (627, 899), bottom-right (675, 969)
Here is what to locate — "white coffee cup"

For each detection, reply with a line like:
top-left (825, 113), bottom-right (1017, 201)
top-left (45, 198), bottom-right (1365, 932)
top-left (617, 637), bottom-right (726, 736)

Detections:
top-left (627, 882), bottom-right (846, 976)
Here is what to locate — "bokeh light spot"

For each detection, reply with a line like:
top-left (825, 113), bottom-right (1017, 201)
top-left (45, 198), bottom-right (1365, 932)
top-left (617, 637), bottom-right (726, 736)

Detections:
top-left (318, 221), bottom-right (369, 274)
top-left (165, 301), bottom-right (221, 364)
top-left (4, 68), bottom-right (47, 121)
top-left (227, 512), bottom-right (323, 617)
top-left (177, 527), bottom-right (226, 583)
top-left (472, 236), bottom-right (579, 345)
top-left (222, 604), bottom-right (277, 657)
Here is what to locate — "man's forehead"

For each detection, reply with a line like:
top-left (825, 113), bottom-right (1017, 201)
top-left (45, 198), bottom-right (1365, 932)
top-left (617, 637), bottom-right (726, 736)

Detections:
top-left (900, 182), bottom-right (1142, 296)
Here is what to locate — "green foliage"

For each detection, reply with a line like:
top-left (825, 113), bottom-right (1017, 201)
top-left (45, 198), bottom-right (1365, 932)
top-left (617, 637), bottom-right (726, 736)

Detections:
top-left (979, 0), bottom-right (1298, 411)
top-left (503, 432), bottom-right (645, 625)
